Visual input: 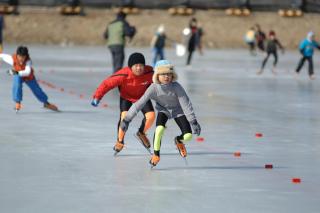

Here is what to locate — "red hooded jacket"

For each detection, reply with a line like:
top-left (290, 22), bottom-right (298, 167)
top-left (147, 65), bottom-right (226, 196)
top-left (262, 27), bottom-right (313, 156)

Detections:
top-left (93, 65), bottom-right (154, 103)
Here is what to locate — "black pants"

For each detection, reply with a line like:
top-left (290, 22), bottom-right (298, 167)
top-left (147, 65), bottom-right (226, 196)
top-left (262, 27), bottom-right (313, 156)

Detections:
top-left (257, 41), bottom-right (265, 52)
top-left (109, 45), bottom-right (125, 73)
top-left (261, 51), bottom-right (278, 69)
top-left (117, 97), bottom-right (154, 135)
top-left (155, 112), bottom-right (192, 141)
top-left (296, 56), bottom-right (314, 76)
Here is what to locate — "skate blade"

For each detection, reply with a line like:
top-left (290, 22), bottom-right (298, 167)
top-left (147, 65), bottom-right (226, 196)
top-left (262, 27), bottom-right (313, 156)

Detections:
top-left (134, 134), bottom-right (152, 155)
top-left (113, 151), bottom-right (120, 156)
top-left (183, 157), bottom-right (188, 166)
top-left (177, 149), bottom-right (188, 165)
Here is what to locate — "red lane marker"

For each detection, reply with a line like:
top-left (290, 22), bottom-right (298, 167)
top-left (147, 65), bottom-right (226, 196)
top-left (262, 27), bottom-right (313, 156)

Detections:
top-left (60, 88), bottom-right (64, 92)
top-left (292, 178), bottom-right (301, 184)
top-left (79, 94), bottom-right (84, 99)
top-left (234, 152), bottom-right (241, 157)
top-left (196, 137), bottom-right (204, 142)
top-left (265, 164), bottom-right (273, 169)
top-left (255, 132), bottom-right (263, 138)
top-left (102, 103), bottom-right (108, 108)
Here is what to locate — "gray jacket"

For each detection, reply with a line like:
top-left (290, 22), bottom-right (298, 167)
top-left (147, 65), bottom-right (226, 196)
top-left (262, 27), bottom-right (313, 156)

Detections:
top-left (125, 82), bottom-right (197, 122)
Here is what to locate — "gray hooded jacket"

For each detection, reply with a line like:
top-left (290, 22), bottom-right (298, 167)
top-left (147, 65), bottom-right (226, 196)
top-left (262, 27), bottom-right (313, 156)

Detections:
top-left (125, 82), bottom-right (197, 122)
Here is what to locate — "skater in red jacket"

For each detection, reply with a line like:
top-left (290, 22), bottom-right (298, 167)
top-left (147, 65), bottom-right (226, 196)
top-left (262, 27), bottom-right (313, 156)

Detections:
top-left (91, 52), bottom-right (155, 154)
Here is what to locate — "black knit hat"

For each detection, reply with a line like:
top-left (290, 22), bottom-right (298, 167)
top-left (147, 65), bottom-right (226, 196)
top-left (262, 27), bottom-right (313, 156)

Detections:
top-left (16, 46), bottom-right (29, 57)
top-left (128, 52), bottom-right (145, 68)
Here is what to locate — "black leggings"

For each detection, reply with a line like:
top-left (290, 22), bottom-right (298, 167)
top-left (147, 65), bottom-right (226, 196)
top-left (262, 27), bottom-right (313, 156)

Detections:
top-left (296, 56), bottom-right (314, 76)
top-left (155, 112), bottom-right (192, 143)
top-left (117, 97), bottom-right (154, 134)
top-left (261, 51), bottom-right (278, 69)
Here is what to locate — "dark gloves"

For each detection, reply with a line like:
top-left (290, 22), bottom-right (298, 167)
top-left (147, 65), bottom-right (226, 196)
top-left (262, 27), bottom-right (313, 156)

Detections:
top-left (7, 69), bottom-right (18, 75)
top-left (191, 120), bottom-right (201, 136)
top-left (91, 98), bottom-right (100, 107)
top-left (120, 119), bottom-right (130, 132)
top-left (299, 49), bottom-right (304, 55)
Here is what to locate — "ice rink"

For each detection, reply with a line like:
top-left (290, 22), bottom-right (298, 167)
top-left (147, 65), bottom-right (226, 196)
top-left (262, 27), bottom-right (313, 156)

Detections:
top-left (1, 45), bottom-right (320, 213)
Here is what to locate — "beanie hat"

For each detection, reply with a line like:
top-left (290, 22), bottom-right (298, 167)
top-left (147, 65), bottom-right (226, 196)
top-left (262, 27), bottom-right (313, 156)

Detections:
top-left (152, 60), bottom-right (178, 84)
top-left (269, 30), bottom-right (275, 36)
top-left (128, 52), bottom-right (145, 68)
top-left (307, 31), bottom-right (314, 41)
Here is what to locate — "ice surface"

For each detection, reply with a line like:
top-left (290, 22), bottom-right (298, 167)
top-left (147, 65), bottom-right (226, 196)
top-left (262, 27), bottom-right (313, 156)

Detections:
top-left (0, 45), bottom-right (319, 213)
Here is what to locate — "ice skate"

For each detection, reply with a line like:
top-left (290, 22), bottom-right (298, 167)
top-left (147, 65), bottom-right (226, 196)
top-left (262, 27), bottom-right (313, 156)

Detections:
top-left (14, 102), bottom-right (21, 113)
top-left (256, 70), bottom-right (263, 75)
top-left (175, 137), bottom-right (187, 158)
top-left (113, 141), bottom-right (124, 156)
top-left (310, 74), bottom-right (316, 80)
top-left (149, 154), bottom-right (160, 168)
top-left (135, 131), bottom-right (152, 154)
top-left (44, 102), bottom-right (59, 111)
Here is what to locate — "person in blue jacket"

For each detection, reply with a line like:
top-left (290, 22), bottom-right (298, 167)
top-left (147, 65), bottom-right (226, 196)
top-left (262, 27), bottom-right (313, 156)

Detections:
top-left (295, 31), bottom-right (320, 80)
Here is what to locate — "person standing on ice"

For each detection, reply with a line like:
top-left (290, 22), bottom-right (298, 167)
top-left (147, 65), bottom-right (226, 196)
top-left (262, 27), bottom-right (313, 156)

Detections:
top-left (0, 46), bottom-right (59, 112)
top-left (120, 60), bottom-right (201, 167)
top-left (91, 52), bottom-right (155, 154)
top-left (257, 30), bottom-right (284, 75)
top-left (103, 11), bottom-right (136, 73)
top-left (295, 31), bottom-right (320, 80)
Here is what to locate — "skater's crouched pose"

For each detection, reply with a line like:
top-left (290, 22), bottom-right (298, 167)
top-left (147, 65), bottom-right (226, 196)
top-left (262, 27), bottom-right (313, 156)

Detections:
top-left (0, 46), bottom-right (58, 112)
top-left (120, 60), bottom-right (201, 167)
top-left (91, 53), bottom-right (155, 154)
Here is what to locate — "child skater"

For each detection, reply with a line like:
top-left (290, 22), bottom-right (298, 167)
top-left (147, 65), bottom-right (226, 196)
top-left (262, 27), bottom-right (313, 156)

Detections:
top-left (295, 31), bottom-right (320, 80)
top-left (257, 30), bottom-right (284, 75)
top-left (0, 46), bottom-right (58, 112)
top-left (91, 52), bottom-right (155, 154)
top-left (120, 60), bottom-right (201, 167)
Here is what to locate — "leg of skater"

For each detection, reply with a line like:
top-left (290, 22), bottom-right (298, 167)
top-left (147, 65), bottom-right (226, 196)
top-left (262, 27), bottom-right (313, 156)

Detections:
top-left (150, 112), bottom-right (168, 167)
top-left (114, 111), bottom-right (127, 154)
top-left (257, 52), bottom-right (270, 75)
top-left (307, 57), bottom-right (315, 80)
top-left (295, 56), bottom-right (306, 76)
top-left (12, 74), bottom-right (23, 111)
top-left (272, 51), bottom-right (278, 74)
top-left (25, 78), bottom-right (58, 111)
top-left (136, 100), bottom-right (155, 150)
top-left (114, 98), bottom-right (133, 153)
top-left (186, 50), bottom-right (193, 65)
top-left (174, 115), bottom-right (192, 158)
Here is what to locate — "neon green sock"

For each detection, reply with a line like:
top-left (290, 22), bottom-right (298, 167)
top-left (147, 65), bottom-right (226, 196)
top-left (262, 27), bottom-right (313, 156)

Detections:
top-left (154, 125), bottom-right (165, 151)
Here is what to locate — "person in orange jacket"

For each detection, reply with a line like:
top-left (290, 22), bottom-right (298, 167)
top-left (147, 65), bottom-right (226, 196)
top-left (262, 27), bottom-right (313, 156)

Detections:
top-left (91, 52), bottom-right (155, 154)
top-left (0, 46), bottom-right (58, 112)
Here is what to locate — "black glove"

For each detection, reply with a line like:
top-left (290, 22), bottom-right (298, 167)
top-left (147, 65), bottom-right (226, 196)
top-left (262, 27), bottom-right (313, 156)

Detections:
top-left (120, 119), bottom-right (130, 132)
top-left (7, 69), bottom-right (18, 75)
top-left (299, 49), bottom-right (304, 55)
top-left (191, 120), bottom-right (201, 136)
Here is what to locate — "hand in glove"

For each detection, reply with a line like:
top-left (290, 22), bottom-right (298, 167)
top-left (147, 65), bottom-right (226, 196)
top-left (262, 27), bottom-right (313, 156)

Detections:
top-left (120, 119), bottom-right (130, 132)
top-left (91, 98), bottom-right (100, 107)
top-left (191, 120), bottom-right (201, 136)
top-left (7, 69), bottom-right (18, 76)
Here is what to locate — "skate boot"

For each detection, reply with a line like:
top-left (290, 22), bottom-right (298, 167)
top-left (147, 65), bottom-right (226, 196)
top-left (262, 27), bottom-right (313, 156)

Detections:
top-left (149, 154), bottom-right (160, 167)
top-left (44, 102), bottom-right (59, 111)
top-left (113, 140), bottom-right (124, 156)
top-left (15, 102), bottom-right (22, 113)
top-left (175, 137), bottom-right (187, 158)
top-left (135, 131), bottom-right (152, 154)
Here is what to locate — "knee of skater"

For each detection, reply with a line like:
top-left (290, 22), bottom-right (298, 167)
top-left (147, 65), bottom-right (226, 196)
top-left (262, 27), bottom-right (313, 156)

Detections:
top-left (182, 133), bottom-right (193, 142)
top-left (155, 125), bottom-right (165, 135)
top-left (145, 111), bottom-right (155, 122)
top-left (120, 111), bottom-right (128, 120)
